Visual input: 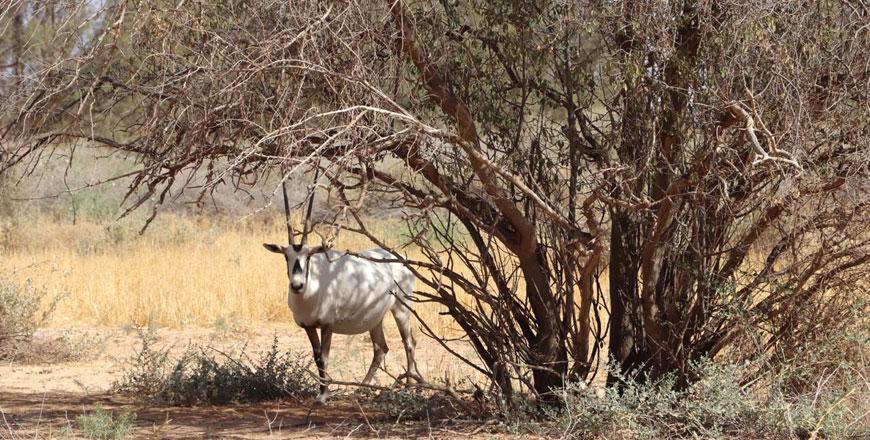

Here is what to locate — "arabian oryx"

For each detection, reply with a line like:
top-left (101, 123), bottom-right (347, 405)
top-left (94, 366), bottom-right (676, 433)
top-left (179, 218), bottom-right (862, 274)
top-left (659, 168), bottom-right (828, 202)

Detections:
top-left (263, 176), bottom-right (423, 405)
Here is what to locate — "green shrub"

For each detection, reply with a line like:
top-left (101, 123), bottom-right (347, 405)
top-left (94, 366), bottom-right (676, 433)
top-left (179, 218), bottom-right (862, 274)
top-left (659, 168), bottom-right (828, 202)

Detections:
top-left (114, 330), bottom-right (315, 404)
top-left (554, 358), bottom-right (867, 440)
top-left (75, 406), bottom-right (136, 439)
top-left (0, 275), bottom-right (97, 363)
top-left (0, 278), bottom-right (43, 351)
top-left (0, 277), bottom-right (55, 359)
top-left (111, 328), bottom-right (172, 397)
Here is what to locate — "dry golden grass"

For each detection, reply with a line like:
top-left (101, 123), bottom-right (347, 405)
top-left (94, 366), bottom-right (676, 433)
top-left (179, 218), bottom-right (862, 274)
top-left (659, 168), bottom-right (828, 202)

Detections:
top-left (0, 214), bottom-right (460, 333)
top-left (1, 211), bottom-right (780, 343)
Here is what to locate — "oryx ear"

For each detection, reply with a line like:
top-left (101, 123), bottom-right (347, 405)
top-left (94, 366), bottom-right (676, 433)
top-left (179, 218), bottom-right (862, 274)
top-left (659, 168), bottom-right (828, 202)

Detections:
top-left (310, 245), bottom-right (330, 254)
top-left (262, 243), bottom-right (286, 254)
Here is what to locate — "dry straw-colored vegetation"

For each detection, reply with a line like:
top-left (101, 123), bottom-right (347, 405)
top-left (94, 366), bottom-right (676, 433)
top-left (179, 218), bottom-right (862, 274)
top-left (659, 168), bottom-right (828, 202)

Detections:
top-left (1, 213), bottom-right (464, 334)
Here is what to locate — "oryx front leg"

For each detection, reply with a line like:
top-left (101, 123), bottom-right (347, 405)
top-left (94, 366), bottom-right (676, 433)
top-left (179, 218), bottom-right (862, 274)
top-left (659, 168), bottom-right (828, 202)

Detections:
top-left (305, 326), bottom-right (333, 405)
top-left (392, 304), bottom-right (423, 383)
top-left (362, 321), bottom-right (388, 385)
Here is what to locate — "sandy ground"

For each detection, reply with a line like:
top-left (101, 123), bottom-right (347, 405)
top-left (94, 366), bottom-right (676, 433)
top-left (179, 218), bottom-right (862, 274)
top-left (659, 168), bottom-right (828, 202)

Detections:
top-left (0, 325), bottom-right (523, 439)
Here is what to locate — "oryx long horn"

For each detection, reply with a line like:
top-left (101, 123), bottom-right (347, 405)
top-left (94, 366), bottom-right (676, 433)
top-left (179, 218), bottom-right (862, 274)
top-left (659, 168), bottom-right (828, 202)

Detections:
top-left (300, 166), bottom-right (321, 245)
top-left (282, 179), bottom-right (295, 246)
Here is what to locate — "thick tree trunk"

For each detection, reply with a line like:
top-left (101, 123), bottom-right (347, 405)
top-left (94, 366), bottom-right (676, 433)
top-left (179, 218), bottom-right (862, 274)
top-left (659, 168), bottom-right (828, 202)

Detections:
top-left (519, 245), bottom-right (566, 403)
top-left (607, 209), bottom-right (643, 385)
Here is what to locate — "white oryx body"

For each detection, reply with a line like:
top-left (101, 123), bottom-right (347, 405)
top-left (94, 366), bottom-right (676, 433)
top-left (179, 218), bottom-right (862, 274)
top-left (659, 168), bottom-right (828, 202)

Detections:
top-left (286, 248), bottom-right (415, 335)
top-left (264, 241), bottom-right (422, 405)
top-left (265, 171), bottom-right (422, 405)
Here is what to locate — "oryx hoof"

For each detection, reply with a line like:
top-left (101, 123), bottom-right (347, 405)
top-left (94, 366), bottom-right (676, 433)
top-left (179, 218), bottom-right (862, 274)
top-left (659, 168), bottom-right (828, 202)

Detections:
top-left (408, 373), bottom-right (425, 384)
top-left (313, 391), bottom-right (331, 406)
top-left (395, 372), bottom-right (424, 385)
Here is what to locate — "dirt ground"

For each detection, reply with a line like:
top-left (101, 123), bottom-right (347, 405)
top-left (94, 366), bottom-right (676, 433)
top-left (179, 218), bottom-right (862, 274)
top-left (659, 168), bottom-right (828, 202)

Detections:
top-left (0, 325), bottom-right (525, 439)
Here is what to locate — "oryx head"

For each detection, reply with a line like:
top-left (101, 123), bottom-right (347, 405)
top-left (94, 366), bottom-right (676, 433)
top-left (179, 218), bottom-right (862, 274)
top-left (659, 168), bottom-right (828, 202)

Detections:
top-left (263, 242), bottom-right (329, 294)
top-left (263, 169), bottom-right (329, 294)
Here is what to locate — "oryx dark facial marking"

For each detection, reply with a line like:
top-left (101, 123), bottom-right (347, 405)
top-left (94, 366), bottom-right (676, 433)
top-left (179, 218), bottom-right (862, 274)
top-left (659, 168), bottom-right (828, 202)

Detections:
top-left (290, 259), bottom-right (303, 292)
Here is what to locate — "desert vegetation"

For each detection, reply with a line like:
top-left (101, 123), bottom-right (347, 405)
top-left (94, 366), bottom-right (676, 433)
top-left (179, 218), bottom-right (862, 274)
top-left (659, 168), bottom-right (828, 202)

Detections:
top-left (1, 0), bottom-right (868, 438)
top-left (113, 330), bottom-right (316, 405)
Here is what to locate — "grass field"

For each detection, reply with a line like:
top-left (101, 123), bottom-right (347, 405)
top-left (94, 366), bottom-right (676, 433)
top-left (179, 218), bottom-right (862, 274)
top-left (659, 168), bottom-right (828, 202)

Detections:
top-left (0, 213), bottom-right (460, 334)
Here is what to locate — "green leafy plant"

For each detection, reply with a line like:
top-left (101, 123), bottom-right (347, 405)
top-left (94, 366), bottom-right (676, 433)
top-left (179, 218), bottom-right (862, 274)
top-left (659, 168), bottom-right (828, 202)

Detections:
top-left (75, 406), bottom-right (136, 440)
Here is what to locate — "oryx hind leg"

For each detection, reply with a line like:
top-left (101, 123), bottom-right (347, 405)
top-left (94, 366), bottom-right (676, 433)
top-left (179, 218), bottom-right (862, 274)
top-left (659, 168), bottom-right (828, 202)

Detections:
top-left (362, 320), bottom-right (388, 385)
top-left (391, 302), bottom-right (423, 383)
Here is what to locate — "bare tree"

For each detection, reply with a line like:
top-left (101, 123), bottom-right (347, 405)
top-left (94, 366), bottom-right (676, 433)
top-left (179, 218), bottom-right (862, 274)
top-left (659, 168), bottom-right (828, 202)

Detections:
top-left (1, 0), bottom-right (867, 404)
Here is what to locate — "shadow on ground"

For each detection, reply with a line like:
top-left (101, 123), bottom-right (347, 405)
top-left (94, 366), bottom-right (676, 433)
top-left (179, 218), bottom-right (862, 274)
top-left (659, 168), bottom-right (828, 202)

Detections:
top-left (0, 390), bottom-right (472, 439)
top-left (0, 327), bottom-right (502, 438)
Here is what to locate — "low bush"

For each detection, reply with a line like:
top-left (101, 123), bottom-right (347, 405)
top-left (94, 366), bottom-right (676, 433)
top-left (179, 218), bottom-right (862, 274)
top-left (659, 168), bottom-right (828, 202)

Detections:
top-left (114, 329), bottom-right (315, 404)
top-left (0, 277), bottom-right (51, 356)
top-left (74, 406), bottom-right (136, 440)
top-left (364, 386), bottom-right (468, 421)
top-left (0, 275), bottom-right (98, 363)
top-left (554, 357), bottom-right (867, 440)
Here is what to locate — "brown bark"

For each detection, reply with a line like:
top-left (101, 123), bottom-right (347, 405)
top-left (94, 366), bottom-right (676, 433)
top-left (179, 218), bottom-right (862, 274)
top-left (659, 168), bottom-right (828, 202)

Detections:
top-left (607, 208), bottom-right (643, 385)
top-left (388, 0), bottom-right (566, 399)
